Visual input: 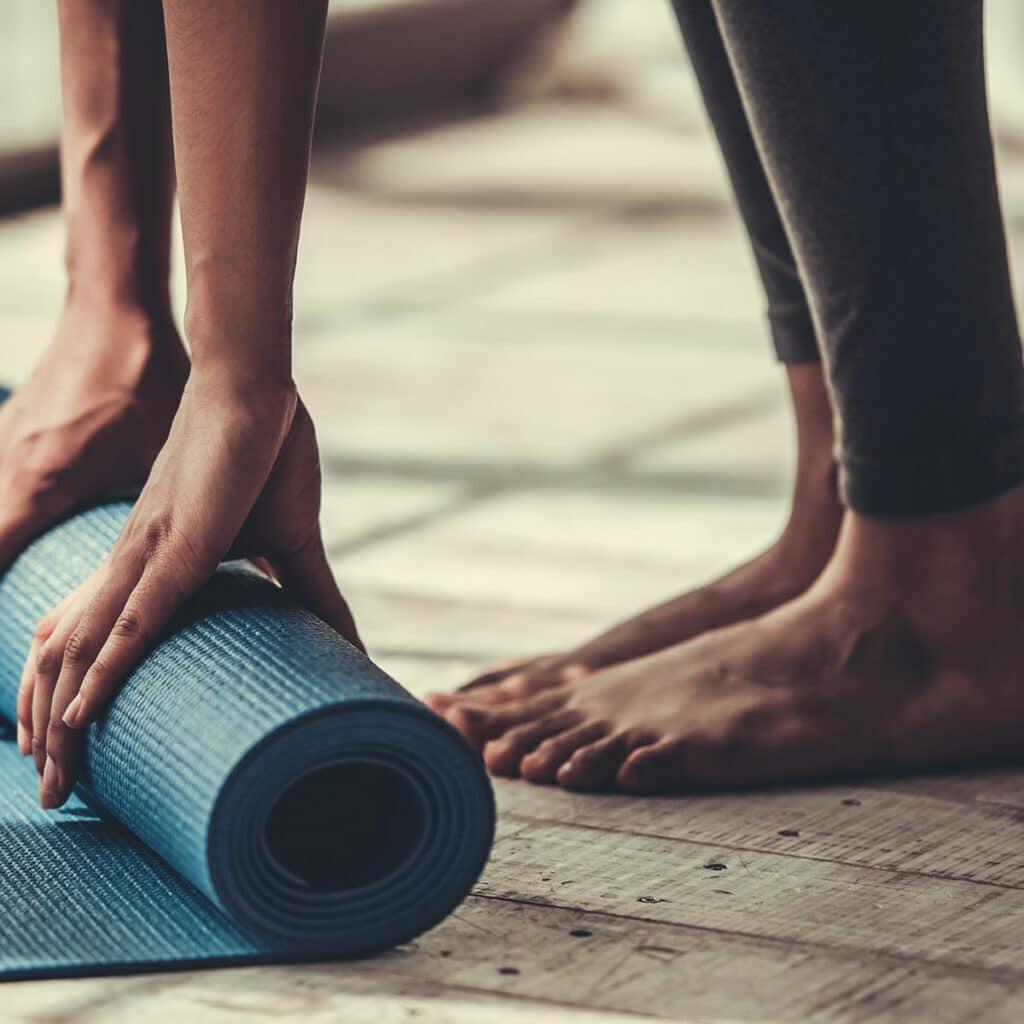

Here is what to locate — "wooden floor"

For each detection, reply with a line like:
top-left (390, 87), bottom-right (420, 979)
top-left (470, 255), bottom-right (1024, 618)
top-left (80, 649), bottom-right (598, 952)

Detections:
top-left (5, 15), bottom-right (1024, 1018)
top-left (6, 771), bottom-right (1024, 1023)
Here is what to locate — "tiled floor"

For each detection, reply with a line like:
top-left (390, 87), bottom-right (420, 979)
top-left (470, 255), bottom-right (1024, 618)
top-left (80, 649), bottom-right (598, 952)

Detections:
top-left (5, 65), bottom-right (1024, 1024)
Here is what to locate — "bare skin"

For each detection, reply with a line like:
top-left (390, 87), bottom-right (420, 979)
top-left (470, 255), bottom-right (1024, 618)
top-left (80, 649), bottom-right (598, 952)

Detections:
top-left (427, 362), bottom-right (842, 714)
top-left (18, 0), bottom-right (359, 808)
top-left (0, 304), bottom-right (187, 569)
top-left (0, 0), bottom-right (186, 571)
top-left (440, 486), bottom-right (1024, 792)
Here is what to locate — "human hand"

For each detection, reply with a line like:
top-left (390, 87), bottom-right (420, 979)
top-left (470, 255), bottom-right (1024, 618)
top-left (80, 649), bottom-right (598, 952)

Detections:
top-left (0, 306), bottom-right (188, 568)
top-left (17, 374), bottom-right (360, 808)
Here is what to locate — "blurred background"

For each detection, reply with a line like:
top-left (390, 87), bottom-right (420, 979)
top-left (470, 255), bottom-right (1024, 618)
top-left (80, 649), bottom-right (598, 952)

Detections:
top-left (3, 0), bottom-right (1024, 694)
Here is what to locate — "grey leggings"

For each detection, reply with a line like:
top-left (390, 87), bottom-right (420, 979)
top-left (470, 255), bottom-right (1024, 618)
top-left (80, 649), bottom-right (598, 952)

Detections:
top-left (670, 0), bottom-right (1024, 516)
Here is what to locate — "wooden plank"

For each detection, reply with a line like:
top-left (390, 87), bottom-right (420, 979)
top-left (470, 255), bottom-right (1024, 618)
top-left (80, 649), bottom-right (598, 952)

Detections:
top-left (867, 770), bottom-right (1024, 811)
top-left (8, 897), bottom-right (1024, 1024)
top-left (6, 898), bottom-right (1024, 1024)
top-left (476, 813), bottom-right (1024, 976)
top-left (493, 778), bottom-right (1024, 889)
top-left (4, 971), bottom-right (652, 1024)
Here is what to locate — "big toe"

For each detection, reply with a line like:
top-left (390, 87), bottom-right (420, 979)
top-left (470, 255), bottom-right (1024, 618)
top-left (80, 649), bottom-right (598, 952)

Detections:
top-left (616, 740), bottom-right (683, 793)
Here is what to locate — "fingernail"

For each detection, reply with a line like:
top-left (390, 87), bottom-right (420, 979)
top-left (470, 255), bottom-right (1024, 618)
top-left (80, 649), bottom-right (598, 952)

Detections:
top-left (40, 756), bottom-right (62, 808)
top-left (62, 695), bottom-right (83, 729)
top-left (16, 722), bottom-right (28, 756)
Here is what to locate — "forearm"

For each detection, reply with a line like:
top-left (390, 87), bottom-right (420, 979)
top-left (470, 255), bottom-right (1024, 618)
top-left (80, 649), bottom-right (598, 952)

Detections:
top-left (162, 0), bottom-right (329, 387)
top-left (57, 0), bottom-right (175, 318)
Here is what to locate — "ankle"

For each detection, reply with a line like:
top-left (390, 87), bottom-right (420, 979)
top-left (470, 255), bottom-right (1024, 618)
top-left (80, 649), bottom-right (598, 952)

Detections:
top-left (828, 485), bottom-right (1024, 607)
top-left (773, 454), bottom-right (842, 578)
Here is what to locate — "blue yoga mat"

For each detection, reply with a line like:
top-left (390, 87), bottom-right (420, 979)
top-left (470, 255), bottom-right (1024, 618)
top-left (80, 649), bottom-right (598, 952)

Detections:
top-left (0, 501), bottom-right (494, 980)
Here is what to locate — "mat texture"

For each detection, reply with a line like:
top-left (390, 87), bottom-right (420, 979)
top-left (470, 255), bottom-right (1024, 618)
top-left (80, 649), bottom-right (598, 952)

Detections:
top-left (0, 501), bottom-right (494, 980)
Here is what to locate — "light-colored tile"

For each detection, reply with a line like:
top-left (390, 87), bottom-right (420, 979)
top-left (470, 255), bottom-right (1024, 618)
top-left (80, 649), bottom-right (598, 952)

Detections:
top-left (0, 314), bottom-right (54, 388)
top-left (628, 393), bottom-right (796, 491)
top-left (293, 182), bottom-right (584, 324)
top-left (296, 311), bottom-right (778, 470)
top-left (319, 474), bottom-right (465, 549)
top-left (0, 209), bottom-right (65, 318)
top-left (337, 586), bottom-right (606, 665)
top-left (334, 488), bottom-right (788, 617)
top-left (330, 101), bottom-right (730, 214)
top-left (461, 214), bottom-right (768, 327)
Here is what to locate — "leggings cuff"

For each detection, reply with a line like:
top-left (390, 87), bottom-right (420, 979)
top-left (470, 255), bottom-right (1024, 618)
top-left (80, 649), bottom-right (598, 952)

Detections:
top-left (768, 304), bottom-right (820, 364)
top-left (839, 419), bottom-right (1024, 517)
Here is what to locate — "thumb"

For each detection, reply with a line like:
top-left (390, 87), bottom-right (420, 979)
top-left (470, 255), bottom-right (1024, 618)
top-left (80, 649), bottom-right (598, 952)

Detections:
top-left (268, 532), bottom-right (364, 652)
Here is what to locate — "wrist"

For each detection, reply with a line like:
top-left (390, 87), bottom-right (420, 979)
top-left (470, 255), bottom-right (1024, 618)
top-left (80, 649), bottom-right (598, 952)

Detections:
top-left (183, 360), bottom-right (298, 423)
top-left (184, 304), bottom-right (294, 392)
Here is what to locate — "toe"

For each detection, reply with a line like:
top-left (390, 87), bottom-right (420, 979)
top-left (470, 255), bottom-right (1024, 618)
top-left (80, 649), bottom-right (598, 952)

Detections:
top-left (449, 657), bottom-right (590, 708)
top-left (519, 721), bottom-right (608, 783)
top-left (557, 734), bottom-right (629, 791)
top-left (457, 656), bottom-right (547, 693)
top-left (617, 739), bottom-right (685, 794)
top-left (430, 669), bottom-right (550, 713)
top-left (424, 692), bottom-right (454, 713)
top-left (445, 691), bottom-right (565, 749)
top-left (484, 710), bottom-right (583, 776)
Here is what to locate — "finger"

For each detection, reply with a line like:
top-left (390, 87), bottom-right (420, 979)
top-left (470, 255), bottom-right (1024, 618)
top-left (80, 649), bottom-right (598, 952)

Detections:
top-left (17, 592), bottom-right (77, 755)
top-left (44, 570), bottom-right (144, 805)
top-left (268, 532), bottom-right (363, 652)
top-left (32, 609), bottom-right (85, 775)
top-left (16, 647), bottom-right (37, 755)
top-left (63, 561), bottom-right (205, 732)
top-left (249, 556), bottom-right (278, 583)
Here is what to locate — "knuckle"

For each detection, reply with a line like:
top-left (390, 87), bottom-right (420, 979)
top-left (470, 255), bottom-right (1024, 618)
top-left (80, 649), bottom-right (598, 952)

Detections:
top-left (35, 643), bottom-right (61, 676)
top-left (112, 611), bottom-right (144, 640)
top-left (63, 629), bottom-right (89, 665)
top-left (32, 620), bottom-right (53, 644)
top-left (31, 735), bottom-right (47, 755)
top-left (143, 518), bottom-right (172, 560)
top-left (45, 722), bottom-right (67, 749)
top-left (86, 656), bottom-right (111, 681)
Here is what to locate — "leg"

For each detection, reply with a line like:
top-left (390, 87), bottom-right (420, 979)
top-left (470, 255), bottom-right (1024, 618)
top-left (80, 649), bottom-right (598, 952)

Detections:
top-left (446, 0), bottom-right (1024, 792)
top-left (0, 0), bottom-right (188, 567)
top-left (428, 0), bottom-right (841, 714)
top-left (25, 0), bottom-right (360, 809)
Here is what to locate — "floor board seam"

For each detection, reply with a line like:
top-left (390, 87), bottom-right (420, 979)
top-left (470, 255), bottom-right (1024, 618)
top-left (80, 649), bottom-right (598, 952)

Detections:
top-left (499, 811), bottom-right (1024, 893)
top-left (469, 892), bottom-right (1024, 985)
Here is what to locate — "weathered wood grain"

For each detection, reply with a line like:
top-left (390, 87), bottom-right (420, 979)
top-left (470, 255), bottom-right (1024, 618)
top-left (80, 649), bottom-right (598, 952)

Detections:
top-left (478, 811), bottom-right (1024, 975)
top-left (7, 897), bottom-right (1024, 1024)
top-left (494, 779), bottom-right (1024, 888)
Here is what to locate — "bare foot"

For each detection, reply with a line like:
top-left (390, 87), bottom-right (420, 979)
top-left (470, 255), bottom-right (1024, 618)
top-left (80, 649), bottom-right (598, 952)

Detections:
top-left (0, 298), bottom-right (188, 564)
top-left (427, 363), bottom-right (841, 714)
top-left (443, 490), bottom-right (1024, 792)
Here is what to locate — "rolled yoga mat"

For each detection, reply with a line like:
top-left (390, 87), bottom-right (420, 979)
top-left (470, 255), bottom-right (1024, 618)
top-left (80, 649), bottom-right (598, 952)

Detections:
top-left (0, 500), bottom-right (494, 980)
